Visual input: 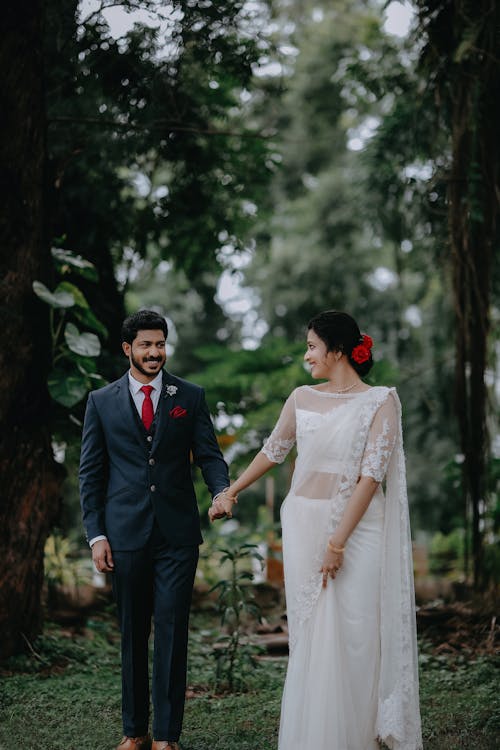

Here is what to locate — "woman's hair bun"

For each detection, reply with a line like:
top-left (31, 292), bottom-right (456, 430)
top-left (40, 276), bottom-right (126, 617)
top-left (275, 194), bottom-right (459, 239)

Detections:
top-left (307, 310), bottom-right (374, 376)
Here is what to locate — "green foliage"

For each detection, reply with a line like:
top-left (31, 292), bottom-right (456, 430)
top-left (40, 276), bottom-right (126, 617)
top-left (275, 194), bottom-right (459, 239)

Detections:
top-left (233, 0), bottom-right (464, 536)
top-left (35, 0), bottom-right (497, 570)
top-left (44, 532), bottom-right (83, 588)
top-left (411, 0), bottom-right (500, 585)
top-left (51, 247), bottom-right (99, 281)
top-left (45, 0), bottom-right (273, 361)
top-left (1, 615), bottom-right (499, 749)
top-left (32, 280), bottom-right (75, 309)
top-left (483, 538), bottom-right (500, 590)
top-left (428, 529), bottom-right (465, 575)
top-left (33, 247), bottom-right (108, 408)
top-left (418, 651), bottom-right (500, 748)
top-left (210, 542), bottom-right (264, 692)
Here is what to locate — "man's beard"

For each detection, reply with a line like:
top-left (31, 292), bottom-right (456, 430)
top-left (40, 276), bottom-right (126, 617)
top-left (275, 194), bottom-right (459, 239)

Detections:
top-left (131, 352), bottom-right (165, 378)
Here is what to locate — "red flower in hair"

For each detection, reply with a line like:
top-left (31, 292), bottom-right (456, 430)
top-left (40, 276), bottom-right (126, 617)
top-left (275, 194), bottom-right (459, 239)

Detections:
top-left (351, 345), bottom-right (370, 364)
top-left (351, 334), bottom-right (373, 363)
top-left (362, 334), bottom-right (373, 349)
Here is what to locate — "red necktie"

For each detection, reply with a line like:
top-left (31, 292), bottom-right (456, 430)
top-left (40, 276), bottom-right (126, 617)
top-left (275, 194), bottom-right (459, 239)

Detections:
top-left (140, 385), bottom-right (154, 431)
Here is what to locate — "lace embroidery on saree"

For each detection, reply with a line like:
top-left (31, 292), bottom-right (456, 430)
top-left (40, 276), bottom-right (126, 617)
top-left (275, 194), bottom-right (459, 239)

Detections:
top-left (288, 387), bottom-right (393, 651)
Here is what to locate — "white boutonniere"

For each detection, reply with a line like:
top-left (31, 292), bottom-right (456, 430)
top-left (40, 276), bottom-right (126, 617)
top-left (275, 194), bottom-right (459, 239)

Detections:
top-left (165, 384), bottom-right (178, 396)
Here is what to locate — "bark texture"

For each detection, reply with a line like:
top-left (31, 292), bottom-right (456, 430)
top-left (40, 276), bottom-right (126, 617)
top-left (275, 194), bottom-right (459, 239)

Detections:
top-left (447, 2), bottom-right (499, 586)
top-left (417, 0), bottom-right (499, 585)
top-left (0, 1), bottom-right (62, 658)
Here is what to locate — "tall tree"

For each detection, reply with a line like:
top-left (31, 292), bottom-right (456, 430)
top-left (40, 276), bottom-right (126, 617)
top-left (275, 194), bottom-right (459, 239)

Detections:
top-left (46, 0), bottom-right (271, 373)
top-left (0, 0), bottom-right (272, 658)
top-left (0, 2), bottom-right (61, 659)
top-left (241, 0), bottom-right (462, 532)
top-left (415, 0), bottom-right (500, 584)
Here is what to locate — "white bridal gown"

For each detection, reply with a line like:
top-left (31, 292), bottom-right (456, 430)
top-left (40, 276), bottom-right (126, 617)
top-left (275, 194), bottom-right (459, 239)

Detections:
top-left (262, 385), bottom-right (422, 750)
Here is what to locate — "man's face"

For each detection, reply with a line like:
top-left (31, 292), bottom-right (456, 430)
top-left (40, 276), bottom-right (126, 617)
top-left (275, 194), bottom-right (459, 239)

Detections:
top-left (122, 329), bottom-right (167, 380)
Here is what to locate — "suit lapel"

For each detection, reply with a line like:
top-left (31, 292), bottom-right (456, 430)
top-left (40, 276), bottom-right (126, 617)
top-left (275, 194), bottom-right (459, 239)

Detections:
top-left (151, 370), bottom-right (177, 451)
top-left (115, 372), bottom-right (147, 451)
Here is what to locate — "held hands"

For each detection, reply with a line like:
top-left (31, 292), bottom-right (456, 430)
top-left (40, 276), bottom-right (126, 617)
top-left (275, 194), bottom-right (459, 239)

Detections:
top-left (208, 488), bottom-right (238, 522)
top-left (92, 539), bottom-right (114, 573)
top-left (320, 539), bottom-right (345, 588)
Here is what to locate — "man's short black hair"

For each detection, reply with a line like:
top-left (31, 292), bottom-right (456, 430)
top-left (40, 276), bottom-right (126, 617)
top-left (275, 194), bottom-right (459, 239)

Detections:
top-left (121, 310), bottom-right (169, 344)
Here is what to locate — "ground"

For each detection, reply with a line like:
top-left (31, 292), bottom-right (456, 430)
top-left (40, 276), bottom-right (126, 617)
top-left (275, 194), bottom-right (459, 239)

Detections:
top-left (0, 595), bottom-right (498, 750)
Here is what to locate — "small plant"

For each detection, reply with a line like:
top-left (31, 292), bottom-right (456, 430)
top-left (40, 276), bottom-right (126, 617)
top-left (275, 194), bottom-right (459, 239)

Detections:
top-left (33, 246), bottom-right (108, 408)
top-left (44, 532), bottom-right (82, 589)
top-left (210, 542), bottom-right (264, 692)
top-left (428, 528), bottom-right (465, 575)
top-left (43, 532), bottom-right (95, 616)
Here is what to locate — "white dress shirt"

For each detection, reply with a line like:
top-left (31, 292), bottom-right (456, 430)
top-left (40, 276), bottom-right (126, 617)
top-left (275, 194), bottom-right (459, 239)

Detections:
top-left (127, 369), bottom-right (163, 416)
top-left (88, 370), bottom-right (163, 548)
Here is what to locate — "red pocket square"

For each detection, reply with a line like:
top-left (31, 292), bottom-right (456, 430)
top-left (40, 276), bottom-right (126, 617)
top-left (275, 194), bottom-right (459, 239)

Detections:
top-left (170, 405), bottom-right (188, 418)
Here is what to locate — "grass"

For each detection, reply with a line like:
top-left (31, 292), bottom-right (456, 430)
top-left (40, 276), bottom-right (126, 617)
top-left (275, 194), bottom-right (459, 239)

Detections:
top-left (0, 611), bottom-right (498, 750)
top-left (417, 645), bottom-right (499, 749)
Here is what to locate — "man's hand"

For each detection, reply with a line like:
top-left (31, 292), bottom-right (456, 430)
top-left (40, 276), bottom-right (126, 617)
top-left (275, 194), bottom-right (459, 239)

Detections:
top-left (208, 491), bottom-right (237, 522)
top-left (92, 539), bottom-right (114, 572)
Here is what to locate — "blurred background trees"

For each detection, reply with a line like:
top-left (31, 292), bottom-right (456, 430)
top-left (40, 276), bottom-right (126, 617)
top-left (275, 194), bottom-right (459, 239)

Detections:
top-left (1, 0), bottom-right (498, 657)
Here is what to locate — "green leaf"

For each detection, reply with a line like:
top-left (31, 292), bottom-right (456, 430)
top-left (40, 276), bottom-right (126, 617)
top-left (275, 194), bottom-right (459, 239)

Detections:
top-left (56, 282), bottom-right (89, 309)
top-left (48, 369), bottom-right (88, 407)
top-left (32, 281), bottom-right (75, 309)
top-left (75, 357), bottom-right (98, 374)
top-left (51, 247), bottom-right (98, 281)
top-left (87, 373), bottom-right (108, 387)
top-left (64, 323), bottom-right (101, 357)
top-left (75, 359), bottom-right (108, 389)
top-left (238, 571), bottom-right (254, 581)
top-left (209, 581), bottom-right (226, 593)
top-left (72, 305), bottom-right (109, 339)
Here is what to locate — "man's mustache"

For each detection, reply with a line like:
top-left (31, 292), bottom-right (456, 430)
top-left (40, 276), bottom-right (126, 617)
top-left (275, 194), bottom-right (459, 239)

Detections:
top-left (145, 357), bottom-right (162, 362)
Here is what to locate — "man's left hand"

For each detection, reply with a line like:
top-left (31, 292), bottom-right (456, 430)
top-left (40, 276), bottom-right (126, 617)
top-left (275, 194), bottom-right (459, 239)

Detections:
top-left (209, 492), bottom-right (237, 522)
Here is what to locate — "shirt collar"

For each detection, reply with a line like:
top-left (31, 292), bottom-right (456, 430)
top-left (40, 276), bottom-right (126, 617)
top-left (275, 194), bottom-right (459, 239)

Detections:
top-left (128, 369), bottom-right (163, 395)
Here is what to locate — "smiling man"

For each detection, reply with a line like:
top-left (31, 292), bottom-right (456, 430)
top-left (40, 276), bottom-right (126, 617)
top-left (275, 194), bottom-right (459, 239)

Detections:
top-left (79, 309), bottom-right (231, 750)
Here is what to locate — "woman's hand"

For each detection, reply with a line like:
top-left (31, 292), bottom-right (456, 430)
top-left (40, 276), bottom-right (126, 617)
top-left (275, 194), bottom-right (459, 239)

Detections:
top-left (208, 489), bottom-right (238, 522)
top-left (320, 543), bottom-right (344, 588)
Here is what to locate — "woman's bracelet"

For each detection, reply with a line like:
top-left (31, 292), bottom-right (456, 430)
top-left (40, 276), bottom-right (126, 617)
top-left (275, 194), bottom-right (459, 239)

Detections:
top-left (328, 540), bottom-right (345, 554)
top-left (212, 487), bottom-right (230, 505)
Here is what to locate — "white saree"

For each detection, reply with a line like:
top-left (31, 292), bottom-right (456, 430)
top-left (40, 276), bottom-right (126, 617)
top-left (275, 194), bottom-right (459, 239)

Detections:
top-left (262, 385), bottom-right (422, 750)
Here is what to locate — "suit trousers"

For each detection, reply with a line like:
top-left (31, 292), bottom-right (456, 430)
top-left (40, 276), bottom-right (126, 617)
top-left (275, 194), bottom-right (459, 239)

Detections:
top-left (112, 522), bottom-right (199, 741)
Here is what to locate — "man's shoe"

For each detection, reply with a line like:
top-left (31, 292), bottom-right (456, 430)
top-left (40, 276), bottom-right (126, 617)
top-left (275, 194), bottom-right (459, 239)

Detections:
top-left (152, 742), bottom-right (180, 750)
top-left (116, 736), bottom-right (152, 750)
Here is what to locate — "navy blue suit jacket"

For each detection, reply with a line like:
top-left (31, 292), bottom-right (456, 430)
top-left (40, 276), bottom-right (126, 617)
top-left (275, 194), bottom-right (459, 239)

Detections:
top-left (79, 370), bottom-right (229, 550)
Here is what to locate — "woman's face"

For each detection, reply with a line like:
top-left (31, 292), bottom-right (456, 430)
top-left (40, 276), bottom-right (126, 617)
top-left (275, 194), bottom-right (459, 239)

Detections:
top-left (304, 329), bottom-right (337, 379)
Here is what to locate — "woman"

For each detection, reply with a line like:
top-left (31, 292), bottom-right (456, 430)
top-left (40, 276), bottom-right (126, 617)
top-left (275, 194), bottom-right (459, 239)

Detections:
top-left (210, 310), bottom-right (422, 750)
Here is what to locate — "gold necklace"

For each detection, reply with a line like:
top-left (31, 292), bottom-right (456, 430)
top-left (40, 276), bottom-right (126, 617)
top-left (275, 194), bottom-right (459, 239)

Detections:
top-left (329, 380), bottom-right (359, 393)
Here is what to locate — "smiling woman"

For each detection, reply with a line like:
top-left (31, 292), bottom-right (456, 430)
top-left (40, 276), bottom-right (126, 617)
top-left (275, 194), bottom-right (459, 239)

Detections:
top-left (210, 310), bottom-right (422, 750)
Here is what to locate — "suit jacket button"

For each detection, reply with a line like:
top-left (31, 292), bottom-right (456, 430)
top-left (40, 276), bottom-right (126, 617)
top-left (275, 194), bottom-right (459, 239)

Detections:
top-left (149, 458), bottom-right (155, 466)
top-left (150, 484), bottom-right (156, 492)
top-left (147, 435), bottom-right (153, 442)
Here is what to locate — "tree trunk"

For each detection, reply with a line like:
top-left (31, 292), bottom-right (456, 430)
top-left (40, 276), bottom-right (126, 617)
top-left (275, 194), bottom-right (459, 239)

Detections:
top-left (447, 3), bottom-right (499, 587)
top-left (0, 1), bottom-right (62, 658)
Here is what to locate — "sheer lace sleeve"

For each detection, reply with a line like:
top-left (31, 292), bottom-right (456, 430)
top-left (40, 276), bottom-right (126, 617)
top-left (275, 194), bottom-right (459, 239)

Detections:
top-left (261, 392), bottom-right (296, 464)
top-left (360, 391), bottom-right (398, 482)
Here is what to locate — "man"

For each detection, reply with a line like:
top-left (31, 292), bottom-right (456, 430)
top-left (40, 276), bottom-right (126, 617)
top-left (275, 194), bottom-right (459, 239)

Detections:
top-left (80, 310), bottom-right (231, 750)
